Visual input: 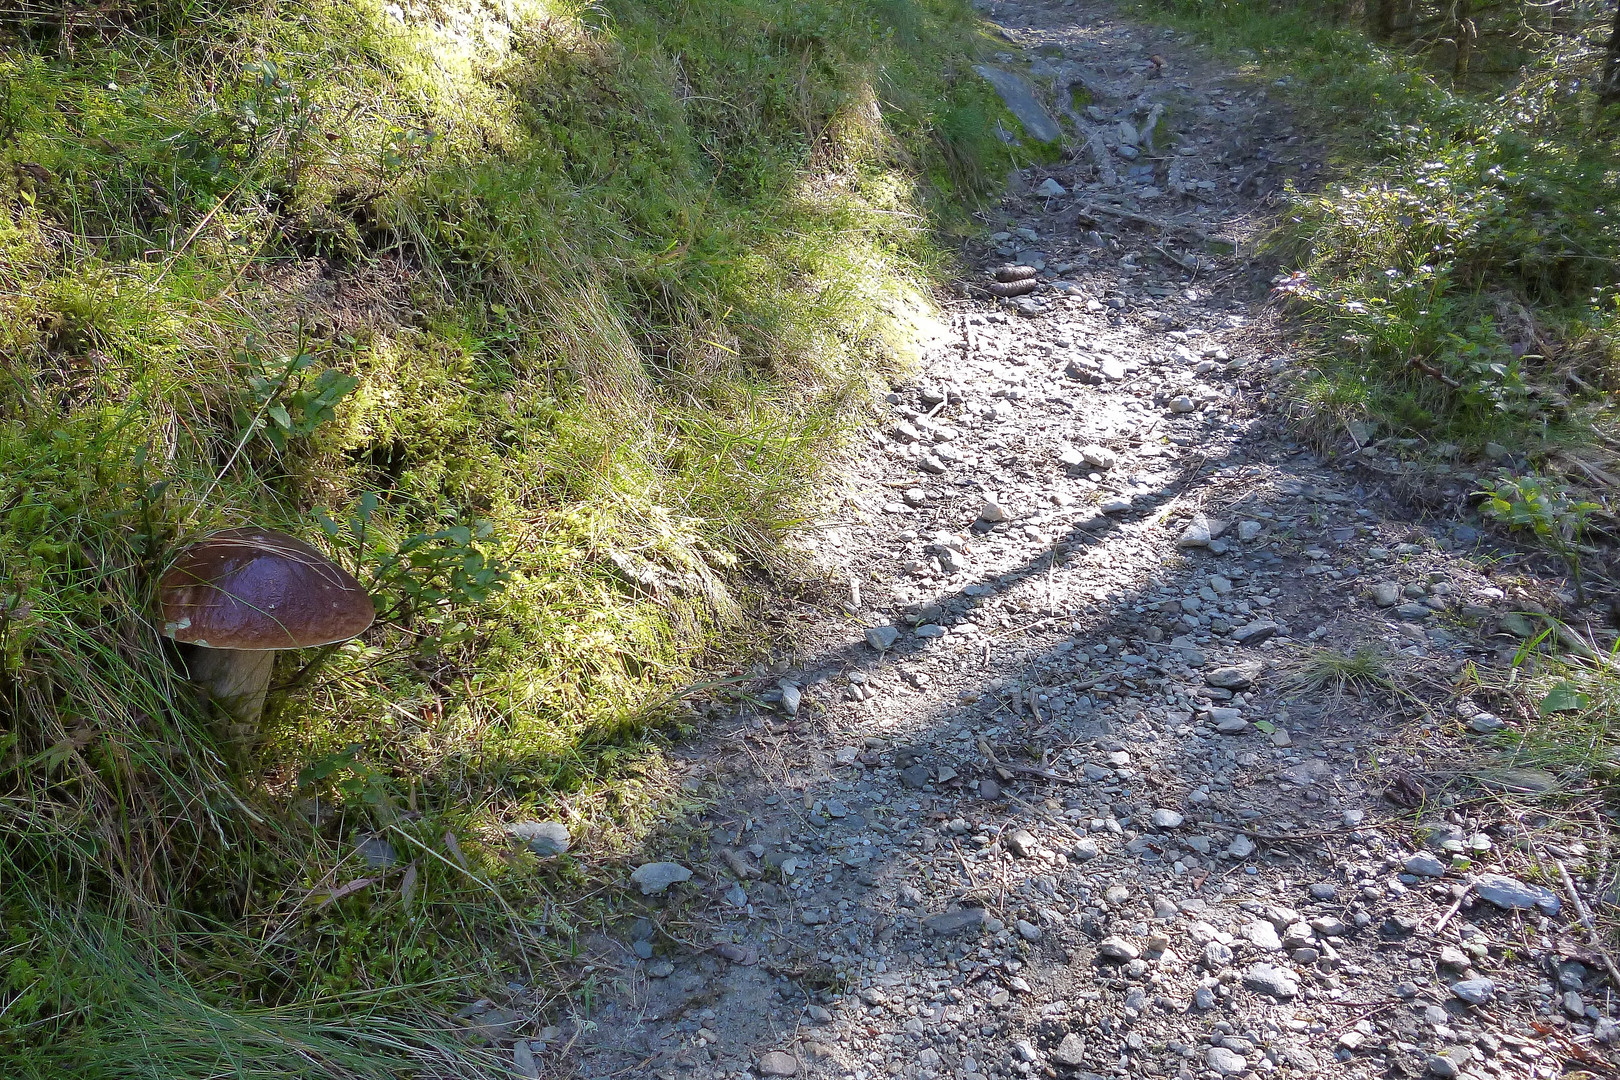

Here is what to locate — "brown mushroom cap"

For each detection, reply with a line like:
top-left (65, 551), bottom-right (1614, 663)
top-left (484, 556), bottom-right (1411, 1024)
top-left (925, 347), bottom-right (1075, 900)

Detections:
top-left (158, 527), bottom-right (374, 651)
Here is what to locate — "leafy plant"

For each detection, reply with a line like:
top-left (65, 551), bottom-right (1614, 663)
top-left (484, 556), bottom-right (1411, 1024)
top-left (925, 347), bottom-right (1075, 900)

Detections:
top-left (1477, 472), bottom-right (1602, 600)
top-left (235, 336), bottom-right (360, 452)
top-left (319, 493), bottom-right (510, 646)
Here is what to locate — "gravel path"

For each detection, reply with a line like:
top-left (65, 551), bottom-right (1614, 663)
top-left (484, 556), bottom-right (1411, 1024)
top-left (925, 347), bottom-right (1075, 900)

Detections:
top-left (522, 3), bottom-right (1620, 1078)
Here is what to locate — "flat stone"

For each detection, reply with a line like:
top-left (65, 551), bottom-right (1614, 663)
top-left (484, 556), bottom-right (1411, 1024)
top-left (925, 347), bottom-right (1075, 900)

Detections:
top-left (1243, 962), bottom-right (1299, 999)
top-left (758, 1051), bottom-right (799, 1076)
top-left (507, 820), bottom-right (570, 857)
top-left (1201, 941), bottom-right (1234, 970)
top-left (1451, 978), bottom-right (1495, 1005)
top-left (973, 66), bottom-right (1062, 143)
top-left (1006, 827), bottom-right (1038, 858)
top-left (1242, 921), bottom-right (1282, 951)
top-left (1474, 872), bottom-right (1561, 915)
top-left (1396, 602), bottom-right (1432, 620)
top-left (914, 623), bottom-right (947, 638)
top-left (1227, 834), bottom-right (1256, 858)
top-left (1080, 444), bottom-right (1117, 469)
top-left (1207, 1046), bottom-right (1248, 1075)
top-left (1097, 936), bottom-right (1141, 961)
top-left (1151, 808), bottom-right (1184, 829)
top-left (1404, 852), bottom-right (1447, 877)
top-left (1237, 520), bottom-right (1263, 542)
top-left (926, 907), bottom-right (988, 935)
top-left (1232, 620), bottom-right (1279, 645)
top-left (900, 764), bottom-right (931, 788)
top-left (979, 499), bottom-right (1011, 523)
top-left (630, 862), bottom-right (692, 895)
top-left (1070, 838), bottom-right (1101, 861)
top-left (1490, 766), bottom-right (1558, 793)
top-left (1050, 1033), bottom-right (1087, 1067)
top-left (1372, 581), bottom-right (1401, 606)
top-left (1426, 1054), bottom-right (1459, 1078)
top-left (358, 836), bottom-right (397, 868)
top-left (865, 626), bottom-right (900, 651)
top-left (1206, 665), bottom-right (1256, 690)
top-left (1035, 177), bottom-right (1068, 197)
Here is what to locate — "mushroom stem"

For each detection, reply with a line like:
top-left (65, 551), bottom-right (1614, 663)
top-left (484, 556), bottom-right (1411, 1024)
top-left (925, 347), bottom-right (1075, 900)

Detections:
top-left (182, 645), bottom-right (275, 737)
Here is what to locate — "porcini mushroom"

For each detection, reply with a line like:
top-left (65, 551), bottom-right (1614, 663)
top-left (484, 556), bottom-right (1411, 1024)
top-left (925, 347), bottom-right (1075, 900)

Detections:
top-left (158, 527), bottom-right (374, 733)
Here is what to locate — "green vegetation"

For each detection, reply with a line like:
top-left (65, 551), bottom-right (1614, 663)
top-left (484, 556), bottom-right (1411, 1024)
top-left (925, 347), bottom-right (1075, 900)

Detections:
top-left (1282, 643), bottom-right (1394, 698)
top-left (0, 0), bottom-right (1015, 1069)
top-left (1140, 0), bottom-right (1620, 533)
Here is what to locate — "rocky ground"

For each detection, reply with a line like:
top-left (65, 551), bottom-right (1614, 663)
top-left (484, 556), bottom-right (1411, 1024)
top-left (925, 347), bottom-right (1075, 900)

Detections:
top-left (503, 2), bottom-right (1620, 1079)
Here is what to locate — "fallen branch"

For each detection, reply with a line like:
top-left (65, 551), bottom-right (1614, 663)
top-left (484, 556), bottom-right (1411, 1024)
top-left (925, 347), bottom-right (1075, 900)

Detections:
top-left (1434, 883), bottom-right (1473, 932)
top-left (1554, 857), bottom-right (1620, 992)
top-left (1077, 201), bottom-right (1221, 245)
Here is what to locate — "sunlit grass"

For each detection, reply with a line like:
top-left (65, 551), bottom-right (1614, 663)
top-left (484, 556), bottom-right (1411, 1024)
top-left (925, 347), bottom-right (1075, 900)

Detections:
top-left (0, 0), bottom-right (1018, 1066)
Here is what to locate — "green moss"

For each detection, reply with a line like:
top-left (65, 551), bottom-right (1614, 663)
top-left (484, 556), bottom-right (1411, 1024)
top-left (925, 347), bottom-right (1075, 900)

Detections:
top-left (0, 0), bottom-right (1009, 1068)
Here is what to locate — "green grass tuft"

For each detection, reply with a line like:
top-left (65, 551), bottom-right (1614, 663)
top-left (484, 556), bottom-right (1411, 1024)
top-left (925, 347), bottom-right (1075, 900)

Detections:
top-left (0, 0), bottom-right (1018, 1066)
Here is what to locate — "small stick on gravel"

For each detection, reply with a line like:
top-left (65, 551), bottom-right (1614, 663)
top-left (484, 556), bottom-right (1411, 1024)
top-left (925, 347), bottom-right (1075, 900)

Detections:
top-left (1077, 201), bottom-right (1218, 244)
top-left (1434, 883), bottom-right (1473, 933)
top-left (1555, 857), bottom-right (1620, 992)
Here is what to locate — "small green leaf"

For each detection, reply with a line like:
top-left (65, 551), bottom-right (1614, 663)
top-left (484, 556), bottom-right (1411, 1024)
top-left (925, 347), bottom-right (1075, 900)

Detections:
top-left (1539, 683), bottom-right (1590, 715)
top-left (1253, 720), bottom-right (1276, 734)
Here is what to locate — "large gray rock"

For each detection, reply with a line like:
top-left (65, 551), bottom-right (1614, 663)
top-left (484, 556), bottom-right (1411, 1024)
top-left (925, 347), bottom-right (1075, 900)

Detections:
top-left (1050, 1033), bottom-right (1087, 1067)
top-left (1243, 962), bottom-right (1299, 999)
top-left (1474, 873), bottom-right (1561, 915)
top-left (778, 680), bottom-right (802, 716)
top-left (1232, 620), bottom-right (1279, 645)
top-left (865, 626), bottom-right (900, 651)
top-left (926, 907), bottom-right (987, 935)
top-left (973, 66), bottom-right (1062, 143)
top-left (1207, 1046), bottom-right (1247, 1076)
top-left (507, 820), bottom-right (571, 857)
top-left (1451, 978), bottom-right (1495, 1005)
top-left (1404, 851), bottom-right (1447, 877)
top-left (1177, 514), bottom-right (1228, 548)
top-left (758, 1052), bottom-right (799, 1076)
top-left (1097, 936), bottom-right (1141, 961)
top-left (1206, 665), bottom-right (1256, 690)
top-left (630, 862), bottom-right (692, 895)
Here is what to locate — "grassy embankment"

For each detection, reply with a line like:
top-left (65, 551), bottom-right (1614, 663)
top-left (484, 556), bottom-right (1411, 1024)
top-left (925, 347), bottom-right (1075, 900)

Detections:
top-left (0, 0), bottom-right (1019, 1071)
top-left (1136, 2), bottom-right (1620, 789)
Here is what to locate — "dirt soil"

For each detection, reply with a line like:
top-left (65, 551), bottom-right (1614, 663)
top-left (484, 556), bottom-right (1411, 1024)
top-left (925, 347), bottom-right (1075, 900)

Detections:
top-left (518, 3), bottom-right (1620, 1079)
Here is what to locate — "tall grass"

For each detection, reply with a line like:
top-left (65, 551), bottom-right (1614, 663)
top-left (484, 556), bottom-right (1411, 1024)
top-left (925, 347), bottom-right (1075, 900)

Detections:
top-left (0, 0), bottom-right (1015, 1066)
